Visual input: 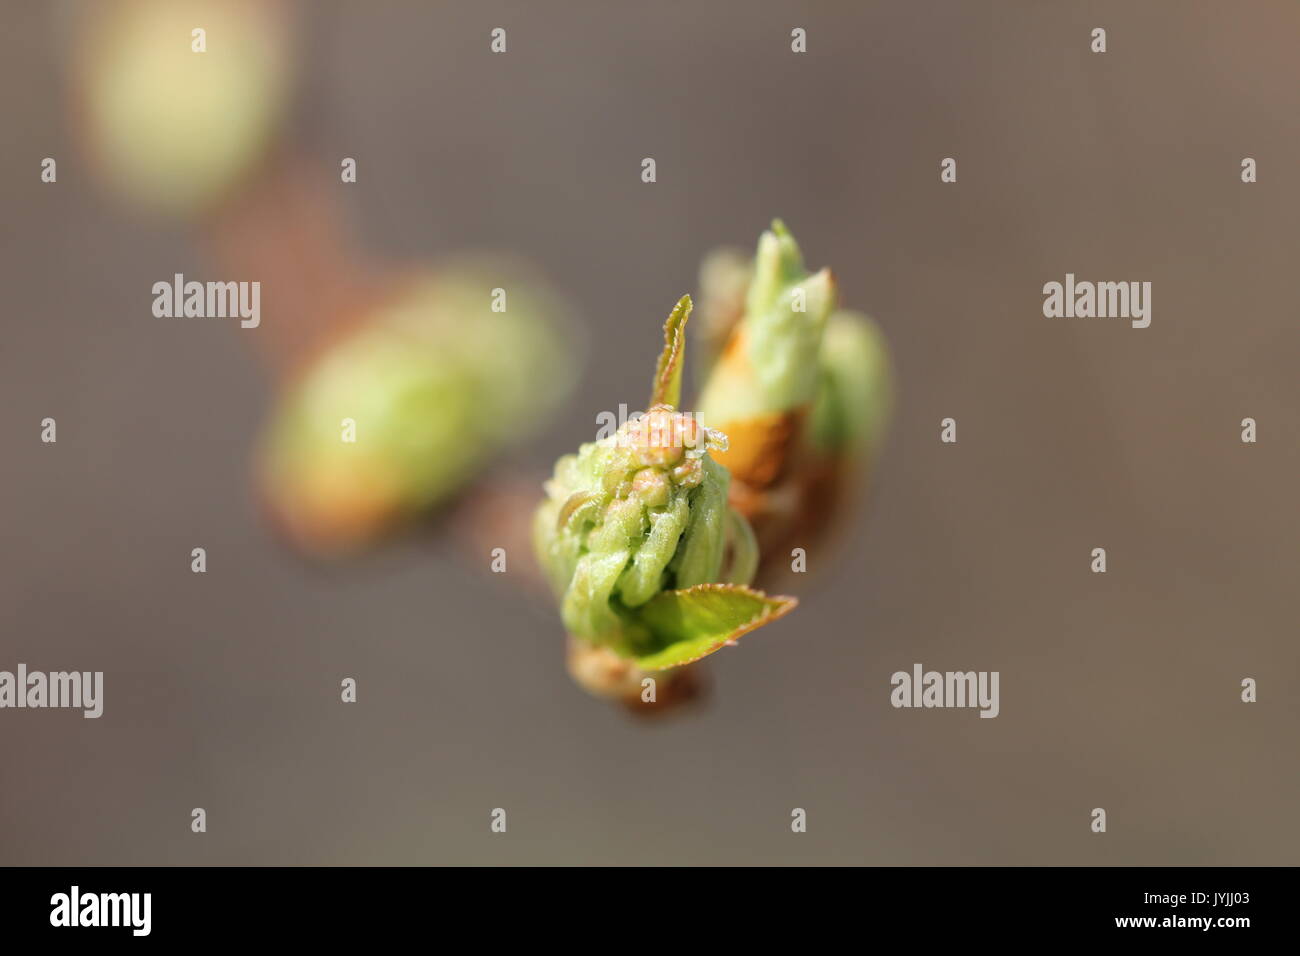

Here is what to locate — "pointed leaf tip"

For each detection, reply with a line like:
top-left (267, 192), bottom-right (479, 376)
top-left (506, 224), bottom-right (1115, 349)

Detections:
top-left (630, 583), bottom-right (798, 670)
top-left (650, 294), bottom-right (692, 409)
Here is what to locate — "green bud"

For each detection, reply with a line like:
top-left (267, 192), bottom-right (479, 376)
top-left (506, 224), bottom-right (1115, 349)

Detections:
top-left (533, 296), bottom-right (795, 674)
top-left (533, 403), bottom-right (735, 654)
top-left (696, 220), bottom-right (836, 426)
top-left (258, 262), bottom-right (578, 554)
top-left (686, 222), bottom-right (893, 591)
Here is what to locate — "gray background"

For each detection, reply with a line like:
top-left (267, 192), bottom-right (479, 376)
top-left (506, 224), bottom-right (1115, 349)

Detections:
top-left (1, 0), bottom-right (1297, 864)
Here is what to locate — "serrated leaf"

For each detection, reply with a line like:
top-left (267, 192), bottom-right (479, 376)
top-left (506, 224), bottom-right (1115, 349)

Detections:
top-left (628, 583), bottom-right (797, 670)
top-left (649, 295), bottom-right (692, 410)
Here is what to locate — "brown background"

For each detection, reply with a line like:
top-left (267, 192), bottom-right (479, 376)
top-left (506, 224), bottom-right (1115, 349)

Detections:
top-left (1, 0), bottom-right (1296, 864)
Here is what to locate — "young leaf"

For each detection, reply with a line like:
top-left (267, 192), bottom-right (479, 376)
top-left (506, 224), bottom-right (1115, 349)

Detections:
top-left (629, 583), bottom-right (797, 670)
top-left (649, 295), bottom-right (692, 410)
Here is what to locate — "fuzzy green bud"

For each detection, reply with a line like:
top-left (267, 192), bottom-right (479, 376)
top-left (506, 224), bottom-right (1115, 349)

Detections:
top-left (533, 404), bottom-right (741, 654)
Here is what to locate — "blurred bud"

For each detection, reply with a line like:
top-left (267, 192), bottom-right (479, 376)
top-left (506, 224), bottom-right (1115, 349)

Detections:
top-left (808, 310), bottom-right (893, 463)
top-left (693, 248), bottom-right (751, 382)
top-left (257, 260), bottom-right (579, 556)
top-left (76, 0), bottom-right (292, 217)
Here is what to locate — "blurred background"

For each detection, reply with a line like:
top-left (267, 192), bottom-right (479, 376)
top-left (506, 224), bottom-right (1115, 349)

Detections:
top-left (1, 0), bottom-right (1297, 865)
